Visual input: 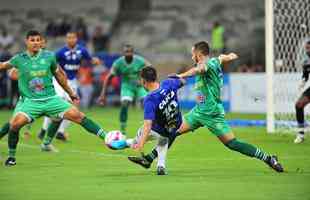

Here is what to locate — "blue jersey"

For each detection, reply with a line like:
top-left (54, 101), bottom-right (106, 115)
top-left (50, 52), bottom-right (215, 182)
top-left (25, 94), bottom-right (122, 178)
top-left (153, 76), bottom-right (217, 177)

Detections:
top-left (144, 78), bottom-right (183, 137)
top-left (56, 45), bottom-right (92, 80)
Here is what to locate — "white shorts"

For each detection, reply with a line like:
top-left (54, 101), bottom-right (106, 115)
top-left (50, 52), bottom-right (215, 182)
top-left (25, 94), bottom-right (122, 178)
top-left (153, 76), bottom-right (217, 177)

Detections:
top-left (53, 78), bottom-right (79, 101)
top-left (130, 126), bottom-right (169, 148)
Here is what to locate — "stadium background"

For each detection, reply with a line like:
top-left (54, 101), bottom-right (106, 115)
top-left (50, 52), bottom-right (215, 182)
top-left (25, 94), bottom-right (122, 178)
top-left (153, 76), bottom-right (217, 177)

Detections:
top-left (0, 0), bottom-right (267, 112)
top-left (0, 1), bottom-right (309, 200)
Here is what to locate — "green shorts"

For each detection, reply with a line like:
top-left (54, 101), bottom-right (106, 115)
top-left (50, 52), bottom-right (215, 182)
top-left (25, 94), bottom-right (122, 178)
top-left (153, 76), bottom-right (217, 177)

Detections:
top-left (120, 84), bottom-right (147, 102)
top-left (184, 107), bottom-right (231, 136)
top-left (13, 96), bottom-right (72, 122)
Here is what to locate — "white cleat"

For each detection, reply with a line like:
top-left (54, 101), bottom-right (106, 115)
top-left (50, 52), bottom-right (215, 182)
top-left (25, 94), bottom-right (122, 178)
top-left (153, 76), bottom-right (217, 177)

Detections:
top-left (294, 134), bottom-right (305, 144)
top-left (41, 144), bottom-right (59, 152)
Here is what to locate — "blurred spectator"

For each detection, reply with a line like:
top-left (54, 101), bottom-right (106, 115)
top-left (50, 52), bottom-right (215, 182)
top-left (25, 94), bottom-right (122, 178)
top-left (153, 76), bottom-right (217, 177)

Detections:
top-left (58, 17), bottom-right (72, 36)
top-left (0, 48), bottom-right (12, 108)
top-left (92, 26), bottom-right (110, 53)
top-left (78, 62), bottom-right (94, 109)
top-left (211, 21), bottom-right (225, 55)
top-left (46, 19), bottom-right (58, 37)
top-left (0, 28), bottom-right (14, 50)
top-left (74, 17), bottom-right (89, 43)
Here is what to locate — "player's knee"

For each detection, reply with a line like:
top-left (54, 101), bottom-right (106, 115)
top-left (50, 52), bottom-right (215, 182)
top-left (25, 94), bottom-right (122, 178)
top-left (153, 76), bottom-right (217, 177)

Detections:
top-left (65, 108), bottom-right (84, 123)
top-left (10, 121), bottom-right (23, 131)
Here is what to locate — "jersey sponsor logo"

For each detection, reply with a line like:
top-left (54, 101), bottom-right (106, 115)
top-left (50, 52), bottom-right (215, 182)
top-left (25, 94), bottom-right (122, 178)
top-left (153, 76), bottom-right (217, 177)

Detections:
top-left (159, 90), bottom-right (175, 110)
top-left (64, 64), bottom-right (79, 70)
top-left (30, 70), bottom-right (47, 77)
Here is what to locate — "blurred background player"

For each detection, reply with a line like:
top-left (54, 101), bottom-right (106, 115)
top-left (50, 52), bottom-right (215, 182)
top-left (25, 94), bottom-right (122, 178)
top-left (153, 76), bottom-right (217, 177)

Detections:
top-left (37, 31), bottom-right (101, 141)
top-left (0, 30), bottom-right (107, 166)
top-left (109, 66), bottom-right (185, 175)
top-left (0, 36), bottom-right (47, 140)
top-left (294, 40), bottom-right (310, 144)
top-left (99, 44), bottom-right (151, 134)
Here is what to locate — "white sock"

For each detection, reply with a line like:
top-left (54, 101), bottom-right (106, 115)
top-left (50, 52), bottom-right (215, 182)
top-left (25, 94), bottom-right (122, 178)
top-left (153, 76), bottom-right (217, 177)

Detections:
top-left (156, 142), bottom-right (168, 168)
top-left (126, 138), bottom-right (134, 147)
top-left (42, 117), bottom-right (52, 131)
top-left (57, 120), bottom-right (71, 134)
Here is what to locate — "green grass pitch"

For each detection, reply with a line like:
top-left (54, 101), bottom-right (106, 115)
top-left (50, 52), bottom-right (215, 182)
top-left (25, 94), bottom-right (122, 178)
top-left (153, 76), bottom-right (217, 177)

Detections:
top-left (0, 107), bottom-right (309, 200)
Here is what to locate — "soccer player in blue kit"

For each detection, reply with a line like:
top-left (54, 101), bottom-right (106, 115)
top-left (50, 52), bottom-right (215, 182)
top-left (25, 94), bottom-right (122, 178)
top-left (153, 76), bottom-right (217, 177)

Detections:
top-left (110, 66), bottom-right (185, 175)
top-left (37, 31), bottom-right (101, 141)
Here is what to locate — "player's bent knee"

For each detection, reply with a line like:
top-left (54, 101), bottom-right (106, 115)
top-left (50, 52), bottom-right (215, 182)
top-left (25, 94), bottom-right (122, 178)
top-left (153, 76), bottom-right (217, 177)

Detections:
top-left (64, 108), bottom-right (84, 123)
top-left (10, 121), bottom-right (23, 131)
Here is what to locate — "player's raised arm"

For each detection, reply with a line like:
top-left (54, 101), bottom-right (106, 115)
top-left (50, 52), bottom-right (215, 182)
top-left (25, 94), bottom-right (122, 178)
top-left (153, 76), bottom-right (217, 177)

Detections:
top-left (177, 65), bottom-right (204, 78)
top-left (0, 61), bottom-right (13, 71)
top-left (218, 53), bottom-right (238, 64)
top-left (53, 66), bottom-right (79, 103)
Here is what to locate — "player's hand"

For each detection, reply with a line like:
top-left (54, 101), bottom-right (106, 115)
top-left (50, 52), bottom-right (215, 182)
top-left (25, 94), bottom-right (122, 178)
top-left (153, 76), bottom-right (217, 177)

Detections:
top-left (98, 94), bottom-right (106, 105)
top-left (132, 143), bottom-right (143, 152)
top-left (92, 57), bottom-right (102, 65)
top-left (70, 94), bottom-right (80, 105)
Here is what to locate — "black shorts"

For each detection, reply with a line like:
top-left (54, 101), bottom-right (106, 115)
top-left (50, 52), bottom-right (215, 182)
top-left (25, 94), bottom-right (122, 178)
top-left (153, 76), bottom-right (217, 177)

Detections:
top-left (302, 87), bottom-right (310, 97)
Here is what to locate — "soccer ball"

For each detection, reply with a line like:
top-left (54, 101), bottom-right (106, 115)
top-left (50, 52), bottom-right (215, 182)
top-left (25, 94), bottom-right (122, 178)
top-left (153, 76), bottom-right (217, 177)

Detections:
top-left (104, 130), bottom-right (126, 149)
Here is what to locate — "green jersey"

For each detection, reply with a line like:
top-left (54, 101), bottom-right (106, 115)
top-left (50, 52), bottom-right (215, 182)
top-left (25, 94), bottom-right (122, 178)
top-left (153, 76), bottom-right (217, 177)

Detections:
top-left (111, 55), bottom-right (146, 85)
top-left (9, 50), bottom-right (58, 100)
top-left (194, 57), bottom-right (224, 114)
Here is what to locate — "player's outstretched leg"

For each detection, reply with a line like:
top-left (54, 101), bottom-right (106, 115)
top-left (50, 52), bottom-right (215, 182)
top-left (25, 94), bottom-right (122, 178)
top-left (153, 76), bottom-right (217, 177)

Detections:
top-left (219, 132), bottom-right (284, 172)
top-left (0, 122), bottom-right (10, 139)
top-left (119, 100), bottom-right (130, 135)
top-left (140, 133), bottom-right (178, 166)
top-left (41, 121), bottom-right (62, 152)
top-left (63, 107), bottom-right (106, 140)
top-left (5, 114), bottom-right (29, 166)
top-left (38, 117), bottom-right (51, 140)
top-left (294, 95), bottom-right (310, 143)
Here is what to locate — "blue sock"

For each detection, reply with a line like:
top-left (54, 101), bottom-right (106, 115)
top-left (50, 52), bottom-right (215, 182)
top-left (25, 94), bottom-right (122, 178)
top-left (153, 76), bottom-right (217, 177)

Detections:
top-left (110, 140), bottom-right (128, 150)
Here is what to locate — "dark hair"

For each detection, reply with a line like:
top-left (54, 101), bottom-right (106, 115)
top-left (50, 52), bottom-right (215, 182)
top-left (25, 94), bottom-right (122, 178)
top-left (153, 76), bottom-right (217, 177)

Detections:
top-left (193, 41), bottom-right (210, 55)
top-left (123, 44), bottom-right (134, 52)
top-left (306, 40), bottom-right (310, 45)
top-left (66, 30), bottom-right (77, 36)
top-left (26, 30), bottom-right (41, 39)
top-left (140, 66), bottom-right (157, 82)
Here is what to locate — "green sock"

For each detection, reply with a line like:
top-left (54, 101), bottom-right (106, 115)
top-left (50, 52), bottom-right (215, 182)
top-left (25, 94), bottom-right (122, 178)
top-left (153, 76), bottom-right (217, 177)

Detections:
top-left (80, 117), bottom-right (106, 139)
top-left (0, 122), bottom-right (10, 139)
top-left (119, 105), bottom-right (128, 133)
top-left (225, 138), bottom-right (270, 161)
top-left (43, 121), bottom-right (61, 145)
top-left (8, 129), bottom-right (19, 158)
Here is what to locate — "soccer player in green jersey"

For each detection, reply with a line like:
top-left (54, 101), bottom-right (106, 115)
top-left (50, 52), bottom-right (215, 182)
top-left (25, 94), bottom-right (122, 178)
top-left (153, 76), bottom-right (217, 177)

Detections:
top-left (129, 41), bottom-right (284, 173)
top-left (0, 30), bottom-right (107, 166)
top-left (99, 44), bottom-right (151, 134)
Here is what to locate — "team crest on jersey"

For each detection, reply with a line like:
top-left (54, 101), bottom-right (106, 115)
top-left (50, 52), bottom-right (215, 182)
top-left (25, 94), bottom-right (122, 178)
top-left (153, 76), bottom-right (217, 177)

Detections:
top-left (29, 78), bottom-right (45, 92)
